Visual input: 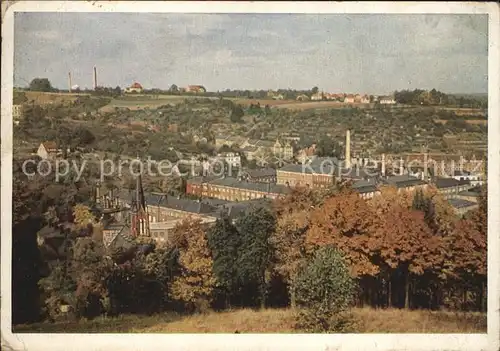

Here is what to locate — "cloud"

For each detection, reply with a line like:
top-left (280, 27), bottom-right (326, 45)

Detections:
top-left (13, 13), bottom-right (488, 94)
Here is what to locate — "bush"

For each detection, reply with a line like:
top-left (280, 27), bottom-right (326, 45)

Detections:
top-left (292, 246), bottom-right (356, 332)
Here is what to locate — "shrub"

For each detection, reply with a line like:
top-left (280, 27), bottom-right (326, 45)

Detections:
top-left (292, 246), bottom-right (357, 332)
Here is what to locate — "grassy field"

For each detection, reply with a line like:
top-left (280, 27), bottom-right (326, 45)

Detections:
top-left (23, 91), bottom-right (90, 105)
top-left (13, 307), bottom-right (486, 334)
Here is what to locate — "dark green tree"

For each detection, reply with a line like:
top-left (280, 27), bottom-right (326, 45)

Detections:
top-left (230, 105), bottom-right (245, 123)
top-left (207, 214), bottom-right (241, 308)
top-left (235, 207), bottom-right (276, 308)
top-left (29, 78), bottom-right (53, 92)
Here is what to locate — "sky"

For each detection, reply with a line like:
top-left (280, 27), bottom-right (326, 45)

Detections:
top-left (14, 13), bottom-right (488, 95)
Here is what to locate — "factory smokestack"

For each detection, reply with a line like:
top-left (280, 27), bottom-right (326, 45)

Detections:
top-left (68, 72), bottom-right (72, 92)
top-left (93, 66), bottom-right (97, 90)
top-left (345, 129), bottom-right (351, 169)
top-left (381, 153), bottom-right (386, 177)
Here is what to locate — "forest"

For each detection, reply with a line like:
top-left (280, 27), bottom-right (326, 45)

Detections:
top-left (12, 158), bottom-right (487, 332)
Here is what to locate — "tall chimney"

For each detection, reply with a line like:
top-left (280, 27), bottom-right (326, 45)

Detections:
top-left (345, 129), bottom-right (351, 169)
top-left (399, 157), bottom-right (404, 175)
top-left (68, 72), bottom-right (72, 92)
top-left (423, 152), bottom-right (428, 180)
top-left (381, 153), bottom-right (386, 177)
top-left (93, 66), bottom-right (97, 90)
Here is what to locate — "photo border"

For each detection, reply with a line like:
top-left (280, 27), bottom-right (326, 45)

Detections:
top-left (1, 2), bottom-right (499, 351)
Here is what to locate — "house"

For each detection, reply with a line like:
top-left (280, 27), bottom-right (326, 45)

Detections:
top-left (447, 198), bottom-right (479, 216)
top-left (379, 96), bottom-right (396, 104)
top-left (240, 168), bottom-right (277, 183)
top-left (186, 85), bottom-right (206, 93)
top-left (344, 94), bottom-right (355, 104)
top-left (351, 179), bottom-right (380, 200)
top-left (311, 92), bottom-right (323, 101)
top-left (241, 145), bottom-right (260, 161)
top-left (360, 95), bottom-right (370, 104)
top-left (272, 139), bottom-right (294, 160)
top-left (13, 104), bottom-right (23, 120)
top-left (124, 82), bottom-right (143, 94)
top-left (296, 94), bottom-right (310, 101)
top-left (433, 177), bottom-right (472, 199)
top-left (214, 152), bottom-right (242, 168)
top-left (452, 170), bottom-right (483, 186)
top-left (37, 141), bottom-right (59, 160)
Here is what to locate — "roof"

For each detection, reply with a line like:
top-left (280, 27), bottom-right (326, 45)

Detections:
top-left (453, 170), bottom-right (472, 176)
top-left (458, 190), bottom-right (480, 197)
top-left (448, 198), bottom-right (478, 209)
top-left (244, 168), bottom-right (277, 178)
top-left (188, 85), bottom-right (205, 89)
top-left (434, 177), bottom-right (462, 189)
top-left (351, 180), bottom-right (379, 194)
top-left (130, 82), bottom-right (142, 89)
top-left (41, 141), bottom-right (58, 150)
top-left (209, 177), bottom-right (290, 194)
top-left (381, 175), bottom-right (427, 188)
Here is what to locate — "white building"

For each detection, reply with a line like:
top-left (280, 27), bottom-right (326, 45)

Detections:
top-left (124, 82), bottom-right (143, 94)
top-left (452, 171), bottom-right (484, 186)
top-left (379, 96), bottom-right (396, 104)
top-left (214, 152), bottom-right (241, 168)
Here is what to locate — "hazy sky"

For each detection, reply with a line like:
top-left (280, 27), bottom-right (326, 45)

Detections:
top-left (14, 13), bottom-right (488, 94)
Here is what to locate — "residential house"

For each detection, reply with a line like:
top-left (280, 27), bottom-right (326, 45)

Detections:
top-left (272, 139), bottom-right (294, 160)
top-left (124, 82), bottom-right (143, 94)
top-left (311, 92), bottom-right (323, 101)
top-left (186, 85), bottom-right (206, 93)
top-left (344, 94), bottom-right (355, 104)
top-left (37, 141), bottom-right (59, 160)
top-left (213, 152), bottom-right (242, 168)
top-left (13, 104), bottom-right (23, 121)
top-left (379, 96), bottom-right (396, 104)
top-left (296, 94), bottom-right (310, 101)
top-left (351, 179), bottom-right (380, 200)
top-left (360, 95), bottom-right (370, 104)
top-left (452, 170), bottom-right (483, 186)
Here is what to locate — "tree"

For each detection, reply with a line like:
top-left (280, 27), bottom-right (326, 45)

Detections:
top-left (235, 207), bottom-right (276, 308)
top-left (207, 214), bottom-right (241, 308)
top-left (170, 218), bottom-right (216, 312)
top-left (305, 190), bottom-right (379, 277)
top-left (29, 78), bottom-right (53, 92)
top-left (230, 105), bottom-right (244, 123)
top-left (293, 246), bottom-right (356, 332)
top-left (169, 84), bottom-right (179, 93)
top-left (72, 204), bottom-right (96, 228)
top-left (373, 204), bottom-right (441, 308)
top-left (311, 86), bottom-right (319, 95)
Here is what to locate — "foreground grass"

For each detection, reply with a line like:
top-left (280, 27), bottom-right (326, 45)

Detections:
top-left (13, 307), bottom-right (486, 333)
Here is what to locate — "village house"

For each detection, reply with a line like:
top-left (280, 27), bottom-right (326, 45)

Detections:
top-left (272, 139), bottom-right (294, 160)
top-left (344, 94), bottom-right (355, 104)
top-left (37, 141), bottom-right (59, 160)
top-left (212, 152), bottom-right (242, 168)
top-left (296, 94), bottom-right (310, 101)
top-left (447, 198), bottom-right (479, 216)
top-left (311, 92), bottom-right (323, 101)
top-left (379, 96), bottom-right (396, 104)
top-left (124, 82), bottom-right (143, 94)
top-left (186, 85), bottom-right (207, 93)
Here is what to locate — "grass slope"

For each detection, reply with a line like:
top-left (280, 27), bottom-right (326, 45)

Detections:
top-left (14, 307), bottom-right (486, 334)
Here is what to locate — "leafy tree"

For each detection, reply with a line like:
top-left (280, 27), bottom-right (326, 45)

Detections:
top-left (170, 219), bottom-right (216, 312)
top-left (29, 78), bottom-right (53, 92)
top-left (230, 105), bottom-right (244, 123)
top-left (207, 214), bottom-right (241, 308)
top-left (293, 246), bottom-right (356, 332)
top-left (311, 86), bottom-right (319, 95)
top-left (72, 204), bottom-right (96, 228)
top-left (235, 207), bottom-right (276, 308)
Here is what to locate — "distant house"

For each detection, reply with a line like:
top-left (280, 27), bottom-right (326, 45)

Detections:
top-left (186, 85), bottom-right (206, 93)
top-left (13, 104), bottom-right (23, 120)
top-left (360, 95), bottom-right (370, 104)
top-left (296, 94), bottom-right (310, 101)
top-left (124, 82), bottom-right (143, 94)
top-left (448, 198), bottom-right (479, 216)
top-left (379, 96), bottom-right (396, 104)
top-left (344, 94), bottom-right (355, 104)
top-left (311, 92), bottom-right (323, 101)
top-left (37, 141), bottom-right (59, 160)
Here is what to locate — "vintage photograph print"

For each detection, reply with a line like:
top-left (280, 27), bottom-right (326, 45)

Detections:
top-left (2, 2), bottom-right (499, 351)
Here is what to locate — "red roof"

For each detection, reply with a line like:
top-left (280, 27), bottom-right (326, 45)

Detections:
top-left (130, 82), bottom-right (142, 89)
top-left (42, 141), bottom-right (57, 150)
